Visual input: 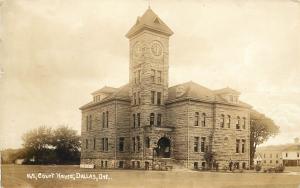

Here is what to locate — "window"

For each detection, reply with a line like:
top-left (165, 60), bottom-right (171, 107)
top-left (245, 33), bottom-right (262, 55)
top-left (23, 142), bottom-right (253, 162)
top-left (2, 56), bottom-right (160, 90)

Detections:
top-left (137, 136), bottom-right (141, 152)
top-left (86, 116), bottom-right (89, 131)
top-left (201, 113), bottom-right (206, 127)
top-left (133, 114), bottom-right (136, 128)
top-left (276, 160), bottom-right (278, 164)
top-left (202, 162), bottom-right (206, 169)
top-left (157, 92), bottom-right (162, 105)
top-left (157, 114), bottom-right (162, 127)
top-left (132, 137), bottom-right (136, 152)
top-left (194, 112), bottom-right (199, 126)
top-left (119, 161), bottom-right (124, 168)
top-left (106, 111), bottom-right (109, 128)
top-left (86, 139), bottom-right (89, 149)
top-left (133, 92), bottom-right (137, 105)
top-left (201, 137), bottom-right (206, 152)
top-left (137, 70), bottom-right (141, 84)
top-left (105, 138), bottom-right (108, 151)
top-left (270, 160), bottom-right (272, 164)
top-left (236, 116), bottom-right (240, 129)
top-left (227, 115), bottom-right (231, 128)
top-left (132, 161), bottom-right (135, 168)
top-left (105, 161), bottom-right (108, 168)
top-left (145, 137), bottom-right (150, 148)
top-left (157, 70), bottom-right (162, 83)
top-left (236, 139), bottom-right (240, 153)
top-left (101, 138), bottom-right (105, 151)
top-left (136, 161), bottom-right (140, 168)
top-left (150, 113), bottom-right (155, 126)
top-left (241, 139), bottom-right (245, 153)
top-left (93, 138), bottom-right (96, 150)
top-left (151, 91), bottom-right (155, 104)
top-left (276, 154), bottom-right (279, 158)
top-left (137, 92), bottom-right (141, 105)
top-left (137, 113), bottom-right (141, 127)
top-left (220, 114), bottom-right (225, 128)
top-left (134, 71), bottom-right (137, 84)
top-left (102, 112), bottom-right (105, 128)
top-left (151, 69), bottom-right (155, 83)
top-left (286, 153), bottom-right (288, 157)
top-left (298, 153), bottom-right (299, 158)
top-left (243, 117), bottom-right (246, 129)
top-left (89, 115), bottom-right (92, 130)
top-left (101, 161), bottom-right (104, 168)
top-left (242, 162), bottom-right (246, 169)
top-left (194, 137), bottom-right (199, 152)
top-left (194, 162), bottom-right (198, 169)
top-left (119, 137), bottom-right (124, 152)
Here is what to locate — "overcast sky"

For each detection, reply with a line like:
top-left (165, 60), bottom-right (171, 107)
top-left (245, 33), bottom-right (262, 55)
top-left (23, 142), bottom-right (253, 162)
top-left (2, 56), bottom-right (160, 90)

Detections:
top-left (0, 0), bottom-right (299, 149)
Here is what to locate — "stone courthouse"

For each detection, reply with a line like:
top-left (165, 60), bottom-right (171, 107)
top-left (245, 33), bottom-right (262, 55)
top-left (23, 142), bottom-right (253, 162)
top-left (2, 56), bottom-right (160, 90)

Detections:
top-left (80, 8), bottom-right (251, 170)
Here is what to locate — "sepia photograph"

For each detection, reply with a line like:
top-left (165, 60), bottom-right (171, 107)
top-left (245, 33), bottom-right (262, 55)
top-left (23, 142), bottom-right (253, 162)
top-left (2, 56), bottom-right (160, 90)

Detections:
top-left (0, 0), bottom-right (300, 187)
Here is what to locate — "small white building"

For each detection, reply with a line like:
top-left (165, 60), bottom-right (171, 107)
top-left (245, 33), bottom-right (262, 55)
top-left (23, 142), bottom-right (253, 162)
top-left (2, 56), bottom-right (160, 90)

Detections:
top-left (282, 145), bottom-right (300, 166)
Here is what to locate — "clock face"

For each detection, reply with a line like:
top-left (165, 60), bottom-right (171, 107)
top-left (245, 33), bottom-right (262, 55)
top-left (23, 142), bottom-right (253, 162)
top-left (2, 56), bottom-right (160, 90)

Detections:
top-left (150, 41), bottom-right (163, 57)
top-left (133, 42), bottom-right (142, 57)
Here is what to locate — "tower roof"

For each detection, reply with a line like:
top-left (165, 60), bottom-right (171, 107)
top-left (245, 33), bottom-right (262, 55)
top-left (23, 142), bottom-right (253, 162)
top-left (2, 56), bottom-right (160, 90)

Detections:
top-left (126, 8), bottom-right (173, 38)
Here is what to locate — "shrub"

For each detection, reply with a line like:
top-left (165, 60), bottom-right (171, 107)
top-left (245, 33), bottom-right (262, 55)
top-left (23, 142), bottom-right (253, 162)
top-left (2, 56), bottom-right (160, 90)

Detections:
top-left (255, 165), bottom-right (262, 172)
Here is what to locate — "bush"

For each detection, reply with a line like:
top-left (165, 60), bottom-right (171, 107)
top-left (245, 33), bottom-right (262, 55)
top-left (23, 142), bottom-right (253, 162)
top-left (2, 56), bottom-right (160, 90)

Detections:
top-left (255, 165), bottom-right (262, 172)
top-left (275, 165), bottom-right (285, 173)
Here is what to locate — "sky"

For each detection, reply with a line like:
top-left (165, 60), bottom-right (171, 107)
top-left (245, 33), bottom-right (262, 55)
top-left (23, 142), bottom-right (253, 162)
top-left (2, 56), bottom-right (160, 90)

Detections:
top-left (0, 0), bottom-right (299, 149)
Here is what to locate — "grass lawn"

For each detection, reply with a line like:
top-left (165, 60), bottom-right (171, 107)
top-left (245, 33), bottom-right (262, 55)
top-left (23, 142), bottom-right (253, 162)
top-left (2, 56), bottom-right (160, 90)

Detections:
top-left (2, 164), bottom-right (300, 188)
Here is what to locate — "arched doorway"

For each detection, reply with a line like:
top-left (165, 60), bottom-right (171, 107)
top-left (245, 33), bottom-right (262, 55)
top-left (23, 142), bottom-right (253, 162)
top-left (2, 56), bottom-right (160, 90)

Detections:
top-left (156, 137), bottom-right (171, 158)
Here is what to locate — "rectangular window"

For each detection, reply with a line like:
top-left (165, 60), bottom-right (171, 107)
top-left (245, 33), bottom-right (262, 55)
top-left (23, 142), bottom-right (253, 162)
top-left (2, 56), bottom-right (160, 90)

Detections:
top-left (106, 111), bottom-right (109, 128)
top-left (194, 137), bottom-right (199, 152)
top-left (145, 137), bottom-right (150, 148)
top-left (201, 113), bottom-right (206, 127)
top-left (138, 70), bottom-right (142, 83)
top-left (105, 138), bottom-right (108, 151)
top-left (93, 138), bottom-right (96, 150)
top-left (151, 69), bottom-right (155, 83)
top-left (132, 137), bottom-right (136, 152)
top-left (137, 92), bottom-right (140, 105)
top-left (136, 161), bottom-right (140, 168)
top-left (236, 116), bottom-right (240, 129)
top-left (86, 116), bottom-right (89, 131)
top-left (119, 137), bottom-right (124, 152)
top-left (133, 114), bottom-right (136, 128)
top-left (102, 112), bottom-right (105, 128)
top-left (242, 139), bottom-right (245, 153)
top-left (243, 117), bottom-right (246, 129)
top-left (105, 161), bottom-right (108, 168)
top-left (137, 113), bottom-right (141, 127)
top-left (137, 136), bottom-right (141, 152)
top-left (137, 70), bottom-right (141, 84)
top-left (286, 153), bottom-right (288, 157)
top-left (227, 115), bottom-right (231, 128)
top-left (134, 71), bottom-right (137, 84)
top-left (133, 92), bottom-right (137, 105)
top-left (86, 139), bottom-right (88, 149)
top-left (89, 115), bottom-right (92, 130)
top-left (157, 70), bottom-right (162, 83)
top-left (157, 114), bottom-right (162, 127)
top-left (194, 112), bottom-right (199, 126)
top-left (220, 114), bottom-right (225, 128)
top-left (150, 113), bottom-right (155, 126)
top-left (236, 139), bottom-right (240, 153)
top-left (201, 137), bottom-right (206, 152)
top-left (151, 91), bottom-right (155, 104)
top-left (119, 161), bottom-right (124, 168)
top-left (101, 138), bottom-right (104, 151)
top-left (298, 153), bottom-right (299, 158)
top-left (157, 92), bottom-right (162, 105)
top-left (101, 161), bottom-right (104, 168)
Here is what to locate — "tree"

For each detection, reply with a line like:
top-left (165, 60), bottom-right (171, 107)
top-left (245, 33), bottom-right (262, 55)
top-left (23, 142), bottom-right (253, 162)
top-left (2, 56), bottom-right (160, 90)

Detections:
top-left (22, 126), bottom-right (53, 164)
top-left (250, 110), bottom-right (279, 167)
top-left (22, 125), bottom-right (81, 164)
top-left (52, 126), bottom-right (81, 164)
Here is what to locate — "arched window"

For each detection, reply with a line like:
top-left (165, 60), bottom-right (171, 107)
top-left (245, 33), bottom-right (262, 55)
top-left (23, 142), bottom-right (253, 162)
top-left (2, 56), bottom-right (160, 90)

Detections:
top-left (220, 114), bottom-right (225, 128)
top-left (150, 113), bottom-right (155, 126)
top-left (201, 113), bottom-right (206, 127)
top-left (194, 112), bottom-right (199, 126)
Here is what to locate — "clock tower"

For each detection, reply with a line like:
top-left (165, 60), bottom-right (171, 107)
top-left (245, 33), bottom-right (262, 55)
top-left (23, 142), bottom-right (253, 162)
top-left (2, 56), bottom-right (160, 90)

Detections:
top-left (126, 8), bottom-right (173, 129)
